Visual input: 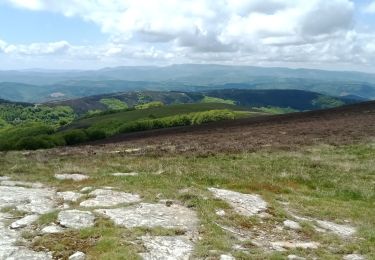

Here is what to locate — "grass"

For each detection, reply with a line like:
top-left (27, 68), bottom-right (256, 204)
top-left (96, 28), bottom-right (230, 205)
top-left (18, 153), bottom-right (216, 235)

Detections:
top-left (100, 98), bottom-right (128, 111)
top-left (253, 106), bottom-right (299, 114)
top-left (201, 96), bottom-right (236, 105)
top-left (0, 142), bottom-right (374, 259)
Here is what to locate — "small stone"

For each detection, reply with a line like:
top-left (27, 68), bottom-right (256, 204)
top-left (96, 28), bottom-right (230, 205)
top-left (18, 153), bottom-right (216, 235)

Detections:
top-left (58, 203), bottom-right (70, 209)
top-left (69, 251), bottom-right (86, 260)
top-left (220, 254), bottom-right (235, 260)
top-left (58, 210), bottom-right (95, 229)
top-left (216, 209), bottom-right (226, 217)
top-left (288, 255), bottom-right (306, 260)
top-left (125, 148), bottom-right (141, 153)
top-left (80, 187), bottom-right (93, 193)
top-left (10, 215), bottom-right (39, 229)
top-left (154, 169), bottom-right (165, 175)
top-left (283, 220), bottom-right (301, 230)
top-left (258, 212), bottom-right (272, 219)
top-left (343, 254), bottom-right (365, 260)
top-left (112, 172), bottom-right (139, 177)
top-left (232, 244), bottom-right (247, 251)
top-left (41, 224), bottom-right (65, 234)
top-left (165, 200), bottom-right (173, 207)
top-left (55, 174), bottom-right (89, 181)
top-left (57, 191), bottom-right (83, 202)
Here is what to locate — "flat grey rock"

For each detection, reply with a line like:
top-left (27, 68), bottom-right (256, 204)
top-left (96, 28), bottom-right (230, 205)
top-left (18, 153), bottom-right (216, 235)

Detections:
top-left (96, 203), bottom-right (198, 230)
top-left (80, 189), bottom-right (141, 207)
top-left (41, 224), bottom-right (65, 234)
top-left (0, 176), bottom-right (11, 181)
top-left (80, 187), bottom-right (93, 193)
top-left (112, 172), bottom-right (139, 177)
top-left (283, 220), bottom-right (301, 230)
top-left (290, 213), bottom-right (356, 238)
top-left (343, 254), bottom-right (365, 260)
top-left (58, 210), bottom-right (95, 229)
top-left (69, 251), bottom-right (86, 260)
top-left (2, 248), bottom-right (52, 260)
top-left (0, 185), bottom-right (56, 214)
top-left (271, 241), bottom-right (319, 251)
top-left (1, 180), bottom-right (44, 188)
top-left (57, 191), bottom-right (83, 202)
top-left (315, 220), bottom-right (356, 237)
top-left (0, 212), bottom-right (52, 260)
top-left (10, 214), bottom-right (39, 229)
top-left (208, 188), bottom-right (267, 216)
top-left (55, 174), bottom-right (89, 181)
top-left (288, 255), bottom-right (306, 260)
top-left (140, 236), bottom-right (194, 260)
top-left (220, 255), bottom-right (235, 260)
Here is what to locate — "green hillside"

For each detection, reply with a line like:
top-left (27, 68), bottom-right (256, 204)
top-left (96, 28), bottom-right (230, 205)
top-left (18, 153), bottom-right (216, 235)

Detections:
top-left (61, 103), bottom-right (262, 137)
top-left (0, 103), bottom-right (264, 151)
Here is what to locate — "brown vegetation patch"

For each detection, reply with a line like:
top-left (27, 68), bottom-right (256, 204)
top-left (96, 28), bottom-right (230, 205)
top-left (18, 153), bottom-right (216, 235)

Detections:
top-left (76, 101), bottom-right (375, 156)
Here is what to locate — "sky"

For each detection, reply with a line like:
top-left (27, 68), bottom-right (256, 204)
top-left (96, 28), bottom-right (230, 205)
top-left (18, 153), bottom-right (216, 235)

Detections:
top-left (0, 0), bottom-right (375, 72)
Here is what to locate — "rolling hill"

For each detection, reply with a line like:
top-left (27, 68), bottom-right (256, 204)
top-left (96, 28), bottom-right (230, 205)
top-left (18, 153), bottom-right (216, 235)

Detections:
top-left (46, 89), bottom-right (357, 115)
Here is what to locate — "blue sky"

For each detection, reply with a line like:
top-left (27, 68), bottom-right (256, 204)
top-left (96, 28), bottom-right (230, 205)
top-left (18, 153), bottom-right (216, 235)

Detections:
top-left (0, 0), bottom-right (374, 72)
top-left (0, 4), bottom-right (106, 45)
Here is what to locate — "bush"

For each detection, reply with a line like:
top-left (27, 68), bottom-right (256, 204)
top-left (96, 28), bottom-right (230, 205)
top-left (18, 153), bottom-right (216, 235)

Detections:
top-left (118, 110), bottom-right (236, 134)
top-left (191, 110), bottom-right (235, 125)
top-left (0, 123), bottom-right (56, 151)
top-left (62, 129), bottom-right (89, 145)
top-left (135, 101), bottom-right (164, 110)
top-left (86, 129), bottom-right (107, 141)
top-left (15, 136), bottom-right (56, 150)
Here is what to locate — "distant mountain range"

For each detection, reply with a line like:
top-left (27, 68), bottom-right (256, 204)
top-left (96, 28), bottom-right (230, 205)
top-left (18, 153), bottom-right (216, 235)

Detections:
top-left (1, 64), bottom-right (375, 102)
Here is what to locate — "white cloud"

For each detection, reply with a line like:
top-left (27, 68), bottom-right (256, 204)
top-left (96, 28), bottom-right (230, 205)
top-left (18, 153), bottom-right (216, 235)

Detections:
top-left (0, 40), bottom-right (71, 55)
top-left (365, 2), bottom-right (375, 14)
top-left (1, 0), bottom-right (375, 71)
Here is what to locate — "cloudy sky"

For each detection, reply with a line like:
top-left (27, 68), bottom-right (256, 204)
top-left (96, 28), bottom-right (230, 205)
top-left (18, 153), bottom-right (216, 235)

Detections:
top-left (0, 0), bottom-right (375, 72)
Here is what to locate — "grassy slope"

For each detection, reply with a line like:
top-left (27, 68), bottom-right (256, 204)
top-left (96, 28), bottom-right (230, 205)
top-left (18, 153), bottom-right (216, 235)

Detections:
top-left (63, 103), bottom-right (261, 132)
top-left (0, 143), bottom-right (374, 259)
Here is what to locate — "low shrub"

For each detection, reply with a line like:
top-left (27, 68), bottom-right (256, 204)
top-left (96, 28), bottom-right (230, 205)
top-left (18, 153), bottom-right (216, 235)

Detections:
top-left (86, 129), bottom-right (107, 141)
top-left (135, 101), bottom-right (164, 110)
top-left (118, 109), bottom-right (236, 134)
top-left (15, 136), bottom-right (56, 150)
top-left (0, 123), bottom-right (56, 150)
top-left (62, 129), bottom-right (89, 145)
